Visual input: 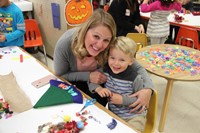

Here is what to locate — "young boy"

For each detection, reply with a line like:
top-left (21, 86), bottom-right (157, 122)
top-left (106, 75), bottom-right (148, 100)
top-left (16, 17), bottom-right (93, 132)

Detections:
top-left (89, 36), bottom-right (154, 132)
top-left (0, 0), bottom-right (25, 47)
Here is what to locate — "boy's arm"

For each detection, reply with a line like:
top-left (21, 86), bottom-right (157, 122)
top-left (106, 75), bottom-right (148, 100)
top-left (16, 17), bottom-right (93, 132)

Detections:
top-left (88, 82), bottom-right (101, 93)
top-left (109, 93), bottom-right (137, 106)
top-left (5, 11), bottom-right (25, 43)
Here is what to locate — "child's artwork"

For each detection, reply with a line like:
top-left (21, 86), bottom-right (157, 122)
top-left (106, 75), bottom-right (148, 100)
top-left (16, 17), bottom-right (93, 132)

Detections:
top-left (65, 0), bottom-right (93, 26)
top-left (34, 80), bottom-right (83, 108)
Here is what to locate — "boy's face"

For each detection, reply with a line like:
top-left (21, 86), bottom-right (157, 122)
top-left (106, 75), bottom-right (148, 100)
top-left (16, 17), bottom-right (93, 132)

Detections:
top-left (108, 47), bottom-right (133, 74)
top-left (0, 0), bottom-right (10, 8)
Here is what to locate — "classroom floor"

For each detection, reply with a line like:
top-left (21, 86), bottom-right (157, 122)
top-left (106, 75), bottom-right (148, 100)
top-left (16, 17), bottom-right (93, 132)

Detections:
top-left (33, 51), bottom-right (200, 133)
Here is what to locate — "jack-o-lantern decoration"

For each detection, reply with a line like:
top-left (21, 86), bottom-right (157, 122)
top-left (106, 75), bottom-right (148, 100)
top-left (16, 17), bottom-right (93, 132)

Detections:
top-left (65, 0), bottom-right (93, 26)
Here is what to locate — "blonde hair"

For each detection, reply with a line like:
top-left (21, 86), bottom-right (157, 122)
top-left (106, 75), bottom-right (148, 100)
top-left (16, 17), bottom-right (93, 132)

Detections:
top-left (110, 36), bottom-right (137, 58)
top-left (71, 9), bottom-right (116, 66)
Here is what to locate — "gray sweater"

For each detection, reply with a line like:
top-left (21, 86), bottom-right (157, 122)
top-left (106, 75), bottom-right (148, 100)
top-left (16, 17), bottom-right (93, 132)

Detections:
top-left (54, 28), bottom-right (91, 82)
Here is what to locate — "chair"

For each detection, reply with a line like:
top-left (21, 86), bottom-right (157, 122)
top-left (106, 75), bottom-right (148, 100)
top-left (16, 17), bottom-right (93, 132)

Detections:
top-left (143, 89), bottom-right (158, 133)
top-left (126, 33), bottom-right (148, 52)
top-left (175, 26), bottom-right (200, 50)
top-left (24, 19), bottom-right (48, 65)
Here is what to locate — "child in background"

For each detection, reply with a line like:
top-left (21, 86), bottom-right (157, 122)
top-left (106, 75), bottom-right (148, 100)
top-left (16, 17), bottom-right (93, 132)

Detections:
top-left (89, 36), bottom-right (154, 132)
top-left (0, 0), bottom-right (25, 47)
top-left (140, 0), bottom-right (183, 45)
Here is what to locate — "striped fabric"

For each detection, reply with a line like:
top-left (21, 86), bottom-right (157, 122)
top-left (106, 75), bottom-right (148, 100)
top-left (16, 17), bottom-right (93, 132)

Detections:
top-left (105, 73), bottom-right (146, 119)
top-left (147, 11), bottom-right (170, 37)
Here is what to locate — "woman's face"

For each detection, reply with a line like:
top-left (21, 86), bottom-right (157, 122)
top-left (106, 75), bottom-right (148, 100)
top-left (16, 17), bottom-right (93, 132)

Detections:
top-left (85, 25), bottom-right (112, 57)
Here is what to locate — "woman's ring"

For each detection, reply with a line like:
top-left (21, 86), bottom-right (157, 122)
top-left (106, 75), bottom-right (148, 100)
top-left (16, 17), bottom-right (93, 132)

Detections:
top-left (143, 106), bottom-right (147, 110)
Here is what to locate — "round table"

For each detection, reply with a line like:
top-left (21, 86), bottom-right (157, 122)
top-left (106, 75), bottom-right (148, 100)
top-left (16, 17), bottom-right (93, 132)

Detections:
top-left (136, 44), bottom-right (200, 132)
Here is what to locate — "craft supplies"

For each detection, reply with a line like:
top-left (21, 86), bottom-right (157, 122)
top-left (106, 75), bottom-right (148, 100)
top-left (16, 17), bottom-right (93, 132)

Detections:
top-left (138, 45), bottom-right (200, 76)
top-left (76, 110), bottom-right (90, 116)
top-left (20, 54), bottom-right (23, 62)
top-left (63, 115), bottom-right (71, 122)
top-left (38, 121), bottom-right (82, 133)
top-left (76, 121), bottom-right (84, 129)
top-left (0, 98), bottom-right (13, 119)
top-left (107, 118), bottom-right (117, 130)
top-left (80, 98), bottom-right (96, 112)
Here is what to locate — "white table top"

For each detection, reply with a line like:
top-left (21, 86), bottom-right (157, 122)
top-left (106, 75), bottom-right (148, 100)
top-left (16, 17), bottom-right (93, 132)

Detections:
top-left (140, 12), bottom-right (200, 30)
top-left (0, 46), bottom-right (137, 133)
top-left (12, 0), bottom-right (33, 12)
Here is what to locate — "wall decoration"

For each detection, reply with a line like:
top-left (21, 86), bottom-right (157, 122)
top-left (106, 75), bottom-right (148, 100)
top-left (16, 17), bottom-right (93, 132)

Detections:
top-left (65, 0), bottom-right (93, 26)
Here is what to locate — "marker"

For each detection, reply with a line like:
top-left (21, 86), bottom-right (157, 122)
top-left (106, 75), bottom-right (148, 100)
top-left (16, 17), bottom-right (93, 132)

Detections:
top-left (20, 54), bottom-right (23, 63)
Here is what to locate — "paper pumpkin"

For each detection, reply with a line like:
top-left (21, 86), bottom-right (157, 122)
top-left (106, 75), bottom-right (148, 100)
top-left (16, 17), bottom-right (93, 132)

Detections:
top-left (65, 0), bottom-right (93, 26)
top-left (33, 80), bottom-right (83, 108)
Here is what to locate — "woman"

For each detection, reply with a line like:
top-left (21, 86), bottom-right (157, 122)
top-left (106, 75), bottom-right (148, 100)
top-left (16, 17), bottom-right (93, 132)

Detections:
top-left (54, 9), bottom-right (153, 112)
top-left (108, 0), bottom-right (145, 36)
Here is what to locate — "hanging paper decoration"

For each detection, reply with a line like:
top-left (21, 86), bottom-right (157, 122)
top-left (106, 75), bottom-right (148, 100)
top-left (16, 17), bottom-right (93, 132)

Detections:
top-left (65, 0), bottom-right (93, 26)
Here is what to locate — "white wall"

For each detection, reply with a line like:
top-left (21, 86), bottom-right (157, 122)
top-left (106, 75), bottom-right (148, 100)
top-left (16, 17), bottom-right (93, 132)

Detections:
top-left (29, 0), bottom-right (69, 57)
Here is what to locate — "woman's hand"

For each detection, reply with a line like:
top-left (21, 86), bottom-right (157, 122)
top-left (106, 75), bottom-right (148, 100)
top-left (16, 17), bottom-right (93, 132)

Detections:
top-left (138, 24), bottom-right (145, 33)
top-left (135, 24), bottom-right (145, 33)
top-left (128, 89), bottom-right (152, 113)
top-left (89, 71), bottom-right (107, 84)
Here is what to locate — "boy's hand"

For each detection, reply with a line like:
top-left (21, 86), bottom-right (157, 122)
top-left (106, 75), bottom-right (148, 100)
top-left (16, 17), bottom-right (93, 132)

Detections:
top-left (95, 87), bottom-right (112, 98)
top-left (0, 34), bottom-right (6, 42)
top-left (109, 93), bottom-right (123, 105)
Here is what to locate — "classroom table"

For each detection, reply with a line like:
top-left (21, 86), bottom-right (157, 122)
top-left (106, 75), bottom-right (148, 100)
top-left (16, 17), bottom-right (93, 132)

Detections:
top-left (0, 46), bottom-right (138, 133)
top-left (13, 0), bottom-right (33, 18)
top-left (13, 0), bottom-right (33, 12)
top-left (140, 12), bottom-right (200, 31)
top-left (136, 44), bottom-right (200, 132)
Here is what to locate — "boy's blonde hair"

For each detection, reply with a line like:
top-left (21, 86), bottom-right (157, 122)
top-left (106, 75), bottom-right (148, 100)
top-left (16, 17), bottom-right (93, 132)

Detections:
top-left (110, 36), bottom-right (137, 58)
top-left (71, 9), bottom-right (116, 66)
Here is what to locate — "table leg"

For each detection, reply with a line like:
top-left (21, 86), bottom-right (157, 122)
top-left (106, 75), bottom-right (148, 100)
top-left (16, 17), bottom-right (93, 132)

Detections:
top-left (158, 79), bottom-right (174, 132)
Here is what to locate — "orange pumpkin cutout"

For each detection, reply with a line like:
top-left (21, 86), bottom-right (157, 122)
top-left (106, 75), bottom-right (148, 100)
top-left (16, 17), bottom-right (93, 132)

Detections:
top-left (65, 0), bottom-right (93, 26)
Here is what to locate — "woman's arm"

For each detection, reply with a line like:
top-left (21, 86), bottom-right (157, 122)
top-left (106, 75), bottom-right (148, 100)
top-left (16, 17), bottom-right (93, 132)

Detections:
top-left (133, 60), bottom-right (154, 89)
top-left (54, 28), bottom-right (90, 82)
top-left (128, 60), bottom-right (154, 113)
